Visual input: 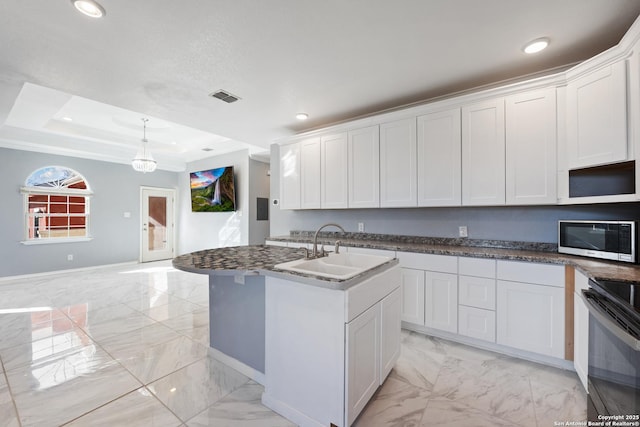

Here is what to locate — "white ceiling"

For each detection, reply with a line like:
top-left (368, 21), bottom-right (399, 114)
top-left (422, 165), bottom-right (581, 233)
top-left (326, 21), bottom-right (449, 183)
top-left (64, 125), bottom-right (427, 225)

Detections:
top-left (1, 0), bottom-right (639, 171)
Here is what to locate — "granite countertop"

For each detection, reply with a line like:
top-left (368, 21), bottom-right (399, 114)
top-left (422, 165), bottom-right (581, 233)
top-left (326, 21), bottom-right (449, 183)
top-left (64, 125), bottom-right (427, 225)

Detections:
top-left (172, 245), bottom-right (399, 290)
top-left (268, 232), bottom-right (640, 284)
top-left (173, 233), bottom-right (640, 287)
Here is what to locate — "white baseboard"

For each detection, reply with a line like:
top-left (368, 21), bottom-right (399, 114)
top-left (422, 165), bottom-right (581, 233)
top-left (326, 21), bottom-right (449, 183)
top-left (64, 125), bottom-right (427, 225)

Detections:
top-left (0, 261), bottom-right (139, 283)
top-left (261, 392), bottom-right (326, 427)
top-left (208, 347), bottom-right (266, 385)
top-left (401, 322), bottom-right (575, 371)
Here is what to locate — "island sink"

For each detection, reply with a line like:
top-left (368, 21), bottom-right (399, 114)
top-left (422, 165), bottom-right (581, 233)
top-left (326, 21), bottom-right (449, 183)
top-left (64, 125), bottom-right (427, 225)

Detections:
top-left (274, 252), bottom-right (393, 280)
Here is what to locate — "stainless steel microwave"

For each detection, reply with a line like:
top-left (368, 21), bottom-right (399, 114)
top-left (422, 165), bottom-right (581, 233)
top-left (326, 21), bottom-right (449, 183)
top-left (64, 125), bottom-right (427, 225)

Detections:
top-left (558, 220), bottom-right (636, 263)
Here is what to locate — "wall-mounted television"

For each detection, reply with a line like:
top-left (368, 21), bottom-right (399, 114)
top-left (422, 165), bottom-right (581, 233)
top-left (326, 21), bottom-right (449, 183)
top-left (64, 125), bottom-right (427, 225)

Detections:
top-left (190, 166), bottom-right (236, 212)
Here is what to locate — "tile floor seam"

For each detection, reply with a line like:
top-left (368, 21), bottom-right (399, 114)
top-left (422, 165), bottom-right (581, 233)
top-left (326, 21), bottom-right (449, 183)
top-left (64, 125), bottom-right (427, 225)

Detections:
top-left (527, 374), bottom-right (541, 427)
top-left (134, 341), bottom-right (208, 386)
top-left (1, 356), bottom-right (23, 427)
top-left (57, 387), bottom-right (147, 427)
top-left (142, 384), bottom-right (190, 425)
top-left (181, 376), bottom-right (254, 425)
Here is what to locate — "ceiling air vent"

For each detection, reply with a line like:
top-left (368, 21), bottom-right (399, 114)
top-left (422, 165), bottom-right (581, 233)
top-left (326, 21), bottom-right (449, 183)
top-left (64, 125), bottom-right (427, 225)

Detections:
top-left (202, 147), bottom-right (214, 152)
top-left (209, 90), bottom-right (240, 103)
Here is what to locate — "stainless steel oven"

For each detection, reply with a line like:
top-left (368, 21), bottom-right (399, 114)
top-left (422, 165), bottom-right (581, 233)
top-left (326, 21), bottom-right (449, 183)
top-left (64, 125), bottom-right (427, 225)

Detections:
top-left (583, 278), bottom-right (640, 420)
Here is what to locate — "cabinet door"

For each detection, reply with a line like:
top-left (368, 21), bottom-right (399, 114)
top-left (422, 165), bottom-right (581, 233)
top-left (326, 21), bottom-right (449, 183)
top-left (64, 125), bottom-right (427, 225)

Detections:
top-left (279, 142), bottom-right (301, 209)
top-left (462, 98), bottom-right (506, 205)
top-left (380, 288), bottom-right (401, 382)
top-left (417, 108), bottom-right (462, 206)
top-left (348, 125), bottom-right (380, 208)
top-left (321, 133), bottom-right (348, 209)
top-left (400, 268), bottom-right (425, 324)
top-left (346, 304), bottom-right (380, 426)
top-left (458, 305), bottom-right (496, 342)
top-left (300, 137), bottom-right (321, 209)
top-left (506, 88), bottom-right (557, 205)
top-left (566, 61), bottom-right (628, 168)
top-left (425, 272), bottom-right (457, 333)
top-left (380, 118), bottom-right (417, 207)
top-left (496, 280), bottom-right (564, 358)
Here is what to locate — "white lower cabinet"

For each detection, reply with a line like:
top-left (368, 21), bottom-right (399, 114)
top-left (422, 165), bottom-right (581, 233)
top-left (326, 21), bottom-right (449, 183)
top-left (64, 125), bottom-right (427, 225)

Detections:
top-left (346, 287), bottom-right (401, 426)
top-left (398, 252), bottom-right (458, 334)
top-left (400, 268), bottom-right (425, 324)
top-left (380, 288), bottom-right (402, 380)
top-left (496, 279), bottom-right (565, 359)
top-left (458, 259), bottom-right (496, 342)
top-left (425, 271), bottom-right (458, 333)
top-left (346, 303), bottom-right (380, 425)
top-left (264, 266), bottom-right (400, 427)
top-left (458, 305), bottom-right (496, 342)
top-left (458, 275), bottom-right (496, 310)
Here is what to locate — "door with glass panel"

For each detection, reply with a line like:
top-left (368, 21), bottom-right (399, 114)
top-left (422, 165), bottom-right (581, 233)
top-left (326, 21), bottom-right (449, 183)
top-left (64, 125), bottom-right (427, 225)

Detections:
top-left (141, 187), bottom-right (175, 262)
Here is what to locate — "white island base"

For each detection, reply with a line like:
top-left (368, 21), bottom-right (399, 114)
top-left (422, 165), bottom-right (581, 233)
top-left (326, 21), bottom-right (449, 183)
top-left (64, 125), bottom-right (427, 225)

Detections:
top-left (262, 266), bottom-right (401, 427)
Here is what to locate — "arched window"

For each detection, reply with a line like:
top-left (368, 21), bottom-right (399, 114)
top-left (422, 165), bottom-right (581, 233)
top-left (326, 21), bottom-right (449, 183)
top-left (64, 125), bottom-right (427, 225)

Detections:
top-left (21, 166), bottom-right (92, 243)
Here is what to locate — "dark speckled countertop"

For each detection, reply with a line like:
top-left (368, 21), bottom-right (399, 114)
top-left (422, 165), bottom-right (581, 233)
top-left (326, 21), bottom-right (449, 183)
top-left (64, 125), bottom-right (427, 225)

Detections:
top-left (173, 232), bottom-right (640, 287)
top-left (267, 231), bottom-right (640, 284)
top-left (172, 245), bottom-right (400, 290)
top-left (173, 245), bottom-right (304, 275)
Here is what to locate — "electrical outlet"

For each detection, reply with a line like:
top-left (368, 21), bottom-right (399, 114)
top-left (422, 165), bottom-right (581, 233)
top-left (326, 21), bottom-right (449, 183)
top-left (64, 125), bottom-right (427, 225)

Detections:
top-left (67, 254), bottom-right (74, 261)
top-left (458, 226), bottom-right (468, 238)
top-left (358, 222), bottom-right (365, 232)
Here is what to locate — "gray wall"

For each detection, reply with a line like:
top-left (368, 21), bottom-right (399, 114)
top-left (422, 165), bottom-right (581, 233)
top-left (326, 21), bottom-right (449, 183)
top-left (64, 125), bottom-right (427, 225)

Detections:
top-left (269, 144), bottom-right (640, 243)
top-left (177, 150), bottom-right (250, 254)
top-left (0, 147), bottom-right (178, 277)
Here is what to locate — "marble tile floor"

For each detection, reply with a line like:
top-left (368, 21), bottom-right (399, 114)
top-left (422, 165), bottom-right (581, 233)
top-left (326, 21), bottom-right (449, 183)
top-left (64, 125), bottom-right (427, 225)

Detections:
top-left (0, 261), bottom-right (586, 426)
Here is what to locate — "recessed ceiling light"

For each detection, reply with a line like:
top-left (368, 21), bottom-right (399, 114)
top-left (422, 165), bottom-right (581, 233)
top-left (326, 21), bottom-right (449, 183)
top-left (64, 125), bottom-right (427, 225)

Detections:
top-left (296, 113), bottom-right (309, 120)
top-left (523, 37), bottom-right (550, 54)
top-left (62, 116), bottom-right (73, 122)
top-left (71, 0), bottom-right (106, 18)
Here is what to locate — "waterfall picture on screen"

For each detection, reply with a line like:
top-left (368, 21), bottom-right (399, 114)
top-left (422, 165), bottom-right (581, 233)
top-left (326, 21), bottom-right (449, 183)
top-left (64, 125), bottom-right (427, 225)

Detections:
top-left (190, 166), bottom-right (236, 212)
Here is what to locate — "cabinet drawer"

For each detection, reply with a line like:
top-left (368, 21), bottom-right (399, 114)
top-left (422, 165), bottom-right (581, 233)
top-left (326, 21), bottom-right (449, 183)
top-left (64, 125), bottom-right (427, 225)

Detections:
top-left (496, 260), bottom-right (564, 287)
top-left (458, 305), bottom-right (496, 342)
top-left (396, 252), bottom-right (457, 273)
top-left (459, 275), bottom-right (496, 310)
top-left (346, 267), bottom-right (400, 322)
top-left (458, 257), bottom-right (496, 278)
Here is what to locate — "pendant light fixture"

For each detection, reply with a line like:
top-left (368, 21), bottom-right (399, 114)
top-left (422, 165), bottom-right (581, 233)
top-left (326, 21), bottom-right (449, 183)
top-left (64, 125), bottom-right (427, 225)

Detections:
top-left (132, 118), bottom-right (157, 173)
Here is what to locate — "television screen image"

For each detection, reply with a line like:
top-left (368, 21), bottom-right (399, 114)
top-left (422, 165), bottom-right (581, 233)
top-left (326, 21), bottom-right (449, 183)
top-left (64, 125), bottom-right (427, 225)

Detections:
top-left (190, 166), bottom-right (236, 212)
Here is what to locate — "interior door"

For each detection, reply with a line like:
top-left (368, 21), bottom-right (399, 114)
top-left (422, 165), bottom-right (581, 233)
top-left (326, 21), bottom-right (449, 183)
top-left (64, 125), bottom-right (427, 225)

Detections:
top-left (141, 187), bottom-right (175, 262)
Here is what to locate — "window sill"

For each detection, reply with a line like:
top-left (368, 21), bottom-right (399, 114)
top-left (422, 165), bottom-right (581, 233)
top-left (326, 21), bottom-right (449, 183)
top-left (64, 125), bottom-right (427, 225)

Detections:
top-left (21, 237), bottom-right (93, 245)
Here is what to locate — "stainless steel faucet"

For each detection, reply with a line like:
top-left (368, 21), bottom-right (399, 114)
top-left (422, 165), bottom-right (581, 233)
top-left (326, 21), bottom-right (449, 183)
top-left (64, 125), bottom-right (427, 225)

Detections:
top-left (312, 223), bottom-right (345, 258)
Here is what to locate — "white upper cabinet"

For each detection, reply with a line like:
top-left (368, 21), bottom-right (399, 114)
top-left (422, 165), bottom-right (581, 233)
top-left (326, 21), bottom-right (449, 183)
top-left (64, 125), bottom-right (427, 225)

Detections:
top-left (300, 137), bottom-right (321, 209)
top-left (279, 141), bottom-right (301, 210)
top-left (417, 108), bottom-right (462, 206)
top-left (348, 126), bottom-right (380, 208)
top-left (321, 132), bottom-right (348, 209)
top-left (505, 88), bottom-right (557, 205)
top-left (462, 99), bottom-right (506, 205)
top-left (380, 118), bottom-right (418, 207)
top-left (566, 61), bottom-right (628, 168)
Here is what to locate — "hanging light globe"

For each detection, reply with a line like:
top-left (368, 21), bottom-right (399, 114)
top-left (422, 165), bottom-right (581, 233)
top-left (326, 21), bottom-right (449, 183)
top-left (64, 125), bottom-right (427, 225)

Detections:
top-left (132, 118), bottom-right (157, 173)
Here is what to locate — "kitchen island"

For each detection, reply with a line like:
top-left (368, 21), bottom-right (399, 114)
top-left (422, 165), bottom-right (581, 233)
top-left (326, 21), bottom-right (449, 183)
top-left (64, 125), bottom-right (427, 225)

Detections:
top-left (172, 245), bottom-right (401, 427)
